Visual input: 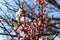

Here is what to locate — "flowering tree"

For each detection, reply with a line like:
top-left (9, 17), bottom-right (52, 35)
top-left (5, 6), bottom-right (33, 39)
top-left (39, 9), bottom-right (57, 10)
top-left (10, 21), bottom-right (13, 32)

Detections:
top-left (10, 0), bottom-right (60, 40)
top-left (0, 0), bottom-right (60, 40)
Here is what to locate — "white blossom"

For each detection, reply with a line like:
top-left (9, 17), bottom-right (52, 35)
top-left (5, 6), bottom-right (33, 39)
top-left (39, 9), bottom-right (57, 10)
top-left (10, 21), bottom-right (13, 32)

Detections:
top-left (20, 16), bottom-right (25, 23)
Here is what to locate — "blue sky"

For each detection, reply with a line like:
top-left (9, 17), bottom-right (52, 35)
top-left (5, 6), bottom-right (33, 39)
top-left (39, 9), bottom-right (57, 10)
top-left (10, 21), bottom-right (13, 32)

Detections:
top-left (0, 0), bottom-right (60, 40)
